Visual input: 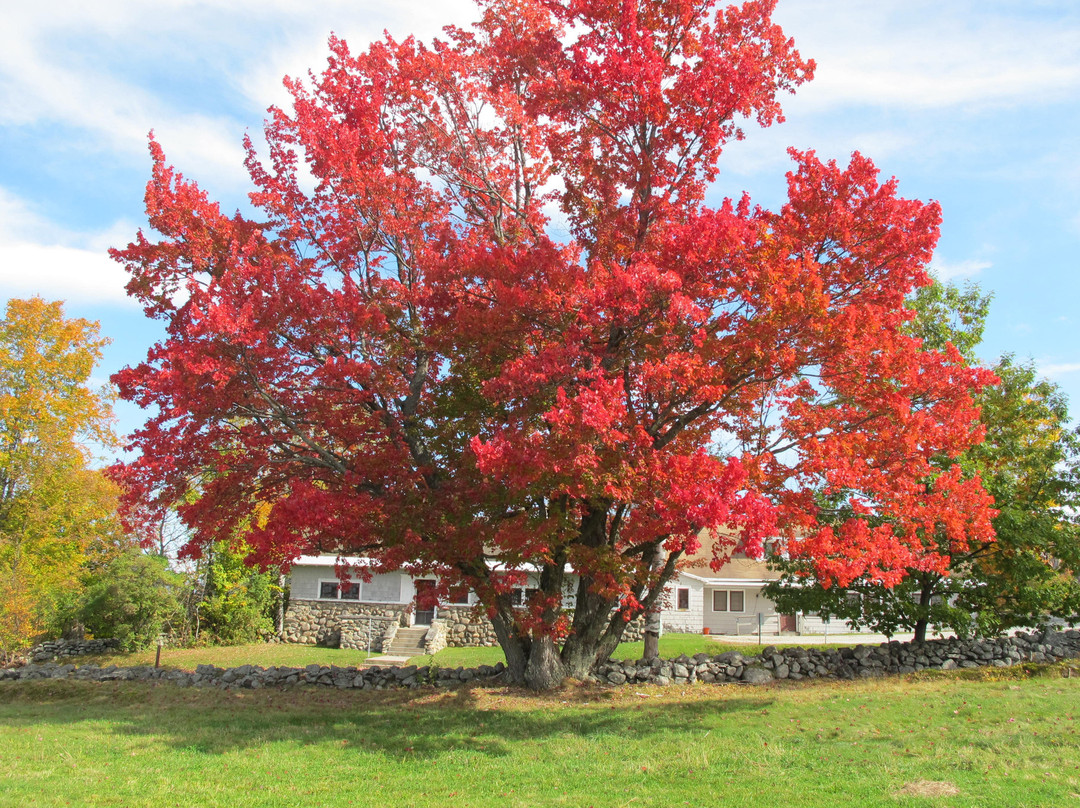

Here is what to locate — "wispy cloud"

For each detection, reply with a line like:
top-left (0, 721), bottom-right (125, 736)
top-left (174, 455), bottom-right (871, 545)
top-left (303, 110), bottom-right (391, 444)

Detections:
top-left (0, 189), bottom-right (135, 306)
top-left (1040, 362), bottom-right (1080, 377)
top-left (777, 0), bottom-right (1080, 112)
top-left (928, 258), bottom-right (992, 282)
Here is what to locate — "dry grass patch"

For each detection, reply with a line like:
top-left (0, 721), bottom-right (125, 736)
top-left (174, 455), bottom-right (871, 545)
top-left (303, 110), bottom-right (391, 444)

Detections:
top-left (894, 779), bottom-right (961, 798)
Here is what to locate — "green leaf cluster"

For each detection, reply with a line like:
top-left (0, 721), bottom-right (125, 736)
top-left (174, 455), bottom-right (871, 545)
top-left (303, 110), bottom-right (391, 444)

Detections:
top-left (80, 550), bottom-right (184, 651)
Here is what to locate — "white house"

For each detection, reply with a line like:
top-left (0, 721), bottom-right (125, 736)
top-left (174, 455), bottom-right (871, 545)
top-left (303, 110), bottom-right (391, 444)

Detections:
top-left (282, 544), bottom-right (856, 652)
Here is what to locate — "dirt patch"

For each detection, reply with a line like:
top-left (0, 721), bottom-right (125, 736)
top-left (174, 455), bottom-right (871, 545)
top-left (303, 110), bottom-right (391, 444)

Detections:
top-left (894, 780), bottom-right (960, 798)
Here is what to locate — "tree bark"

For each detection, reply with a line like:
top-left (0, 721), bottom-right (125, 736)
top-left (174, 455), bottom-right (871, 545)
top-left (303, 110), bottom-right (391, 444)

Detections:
top-left (489, 604), bottom-right (530, 685)
top-left (913, 617), bottom-right (928, 644)
top-left (914, 575), bottom-right (936, 643)
top-left (525, 634), bottom-right (567, 690)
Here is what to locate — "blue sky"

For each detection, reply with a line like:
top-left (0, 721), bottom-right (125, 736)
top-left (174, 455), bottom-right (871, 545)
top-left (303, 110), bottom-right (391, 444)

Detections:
top-left (1, 0), bottom-right (1078, 451)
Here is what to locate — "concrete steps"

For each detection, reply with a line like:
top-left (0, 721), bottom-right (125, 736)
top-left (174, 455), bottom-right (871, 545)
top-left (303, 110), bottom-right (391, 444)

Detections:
top-left (381, 627), bottom-right (429, 660)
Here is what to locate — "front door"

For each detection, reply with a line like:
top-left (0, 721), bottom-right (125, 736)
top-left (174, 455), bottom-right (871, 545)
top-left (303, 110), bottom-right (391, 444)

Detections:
top-left (413, 580), bottom-right (437, 626)
top-left (779, 612), bottom-right (798, 633)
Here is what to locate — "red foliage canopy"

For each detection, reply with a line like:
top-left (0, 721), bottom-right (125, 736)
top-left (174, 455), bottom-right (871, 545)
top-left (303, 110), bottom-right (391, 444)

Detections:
top-left (112, 0), bottom-right (994, 681)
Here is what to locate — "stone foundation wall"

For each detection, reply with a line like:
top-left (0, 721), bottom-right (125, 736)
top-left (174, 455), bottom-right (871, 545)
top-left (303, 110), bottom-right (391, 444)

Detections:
top-left (436, 606), bottom-right (500, 648)
top-left (339, 614), bottom-right (401, 652)
top-left (621, 616), bottom-right (645, 643)
top-left (286, 600), bottom-right (676, 650)
top-left (283, 600), bottom-right (407, 646)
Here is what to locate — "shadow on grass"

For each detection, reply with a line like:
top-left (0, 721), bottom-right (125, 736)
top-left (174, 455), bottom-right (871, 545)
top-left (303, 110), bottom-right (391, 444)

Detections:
top-left (0, 678), bottom-right (773, 761)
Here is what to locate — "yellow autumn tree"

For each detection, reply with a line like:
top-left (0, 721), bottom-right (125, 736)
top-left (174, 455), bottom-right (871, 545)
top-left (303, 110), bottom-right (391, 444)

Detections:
top-left (0, 298), bottom-right (130, 660)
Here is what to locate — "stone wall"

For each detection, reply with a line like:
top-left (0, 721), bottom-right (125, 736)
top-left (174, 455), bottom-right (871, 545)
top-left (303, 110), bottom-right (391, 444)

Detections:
top-left (5, 628), bottom-right (1079, 691)
top-left (28, 638), bottom-right (121, 662)
top-left (621, 616), bottom-right (645, 643)
top-left (283, 600), bottom-right (407, 646)
top-left (436, 606), bottom-right (500, 648)
top-left (339, 614), bottom-right (400, 653)
top-left (594, 628), bottom-right (1080, 686)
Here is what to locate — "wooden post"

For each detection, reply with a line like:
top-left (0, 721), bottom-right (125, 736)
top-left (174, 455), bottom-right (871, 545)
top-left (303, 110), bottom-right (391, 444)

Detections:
top-left (155, 642), bottom-right (162, 668)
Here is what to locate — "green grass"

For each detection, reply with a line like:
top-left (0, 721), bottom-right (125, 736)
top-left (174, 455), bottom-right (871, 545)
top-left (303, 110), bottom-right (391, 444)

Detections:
top-left (83, 642), bottom-right (372, 671)
top-left (413, 634), bottom-right (846, 667)
top-left (2, 665), bottom-right (1078, 807)
top-left (76, 636), bottom-right (850, 671)
top-left (417, 633), bottom-right (724, 667)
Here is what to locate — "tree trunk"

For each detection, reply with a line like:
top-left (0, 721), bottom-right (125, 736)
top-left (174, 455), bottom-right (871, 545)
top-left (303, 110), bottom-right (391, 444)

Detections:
top-left (525, 634), bottom-right (567, 690)
top-left (913, 575), bottom-right (936, 643)
top-left (489, 605), bottom-right (530, 685)
top-left (913, 617), bottom-right (928, 644)
top-left (642, 543), bottom-right (664, 662)
top-left (643, 614), bottom-right (660, 662)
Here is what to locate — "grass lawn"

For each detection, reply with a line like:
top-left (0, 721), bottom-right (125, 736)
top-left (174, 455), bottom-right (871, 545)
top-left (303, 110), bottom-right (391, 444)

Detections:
top-left (2, 666), bottom-right (1078, 807)
top-left (414, 634), bottom-right (844, 667)
top-left (80, 635), bottom-right (733, 671)
top-left (83, 643), bottom-right (372, 671)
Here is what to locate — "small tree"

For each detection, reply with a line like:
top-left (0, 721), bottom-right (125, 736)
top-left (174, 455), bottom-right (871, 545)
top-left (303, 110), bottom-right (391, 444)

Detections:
top-left (196, 539), bottom-right (278, 644)
top-left (80, 551), bottom-right (184, 650)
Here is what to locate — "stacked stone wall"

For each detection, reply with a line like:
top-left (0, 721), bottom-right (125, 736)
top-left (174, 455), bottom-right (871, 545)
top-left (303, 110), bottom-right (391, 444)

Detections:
top-left (283, 600), bottom-right (407, 646)
top-left (339, 614), bottom-right (400, 652)
top-left (436, 606), bottom-right (500, 648)
top-left (6, 629), bottom-right (1079, 692)
top-left (594, 628), bottom-right (1080, 686)
top-left (28, 638), bottom-right (121, 662)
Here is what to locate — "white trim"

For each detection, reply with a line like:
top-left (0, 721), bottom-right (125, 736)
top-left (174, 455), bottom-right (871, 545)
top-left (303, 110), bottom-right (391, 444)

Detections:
top-left (681, 572), bottom-right (773, 586)
top-left (316, 577), bottom-right (361, 601)
top-left (292, 555), bottom-right (574, 575)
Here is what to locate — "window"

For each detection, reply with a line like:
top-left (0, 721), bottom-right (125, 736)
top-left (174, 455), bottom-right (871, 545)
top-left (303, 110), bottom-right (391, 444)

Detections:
top-left (676, 588), bottom-right (690, 611)
top-left (712, 590), bottom-right (745, 613)
top-left (319, 581), bottom-right (339, 600)
top-left (712, 590), bottom-right (727, 612)
top-left (511, 587), bottom-right (539, 606)
top-left (319, 580), bottom-right (359, 600)
top-left (448, 585), bottom-right (471, 605)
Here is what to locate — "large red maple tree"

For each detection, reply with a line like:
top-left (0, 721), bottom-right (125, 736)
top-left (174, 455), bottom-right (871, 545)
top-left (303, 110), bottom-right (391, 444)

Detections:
top-left (113, 0), bottom-right (995, 687)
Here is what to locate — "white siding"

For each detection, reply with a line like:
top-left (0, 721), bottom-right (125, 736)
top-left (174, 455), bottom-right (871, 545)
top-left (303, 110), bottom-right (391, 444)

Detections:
top-left (659, 576), bottom-right (704, 633)
top-left (288, 565), bottom-right (323, 600)
top-left (796, 613), bottom-right (859, 635)
top-left (363, 572), bottom-right (403, 603)
top-left (702, 585), bottom-right (780, 635)
top-left (289, 564), bottom-right (408, 603)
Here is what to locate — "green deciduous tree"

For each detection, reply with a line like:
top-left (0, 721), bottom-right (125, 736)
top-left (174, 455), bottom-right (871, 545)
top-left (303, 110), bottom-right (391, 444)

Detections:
top-left (195, 538), bottom-right (278, 645)
top-left (80, 550), bottom-right (184, 651)
top-left (0, 298), bottom-right (130, 659)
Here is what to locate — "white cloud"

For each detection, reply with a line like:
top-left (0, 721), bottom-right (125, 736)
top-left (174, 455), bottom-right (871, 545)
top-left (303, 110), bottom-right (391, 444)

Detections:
top-left (927, 258), bottom-right (992, 281)
top-left (1040, 362), bottom-right (1080, 377)
top-left (776, 0), bottom-right (1080, 112)
top-left (0, 189), bottom-right (135, 306)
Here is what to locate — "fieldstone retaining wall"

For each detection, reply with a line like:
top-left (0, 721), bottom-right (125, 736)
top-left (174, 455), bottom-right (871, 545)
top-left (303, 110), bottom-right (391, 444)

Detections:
top-left (338, 614), bottom-right (399, 653)
top-left (284, 601), bottom-right (646, 650)
top-left (436, 606), bottom-right (500, 648)
top-left (283, 600), bottom-right (407, 646)
top-left (28, 638), bottom-right (121, 663)
top-left (6, 629), bottom-right (1077, 692)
